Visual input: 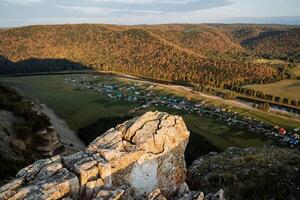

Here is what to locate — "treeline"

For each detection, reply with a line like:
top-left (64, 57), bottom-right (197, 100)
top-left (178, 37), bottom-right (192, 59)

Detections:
top-left (192, 84), bottom-right (237, 100)
top-left (192, 61), bottom-right (296, 98)
top-left (226, 85), bottom-right (300, 108)
top-left (0, 24), bottom-right (298, 86)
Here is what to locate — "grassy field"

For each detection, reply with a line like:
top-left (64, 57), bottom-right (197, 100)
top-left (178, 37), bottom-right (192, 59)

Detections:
top-left (244, 79), bottom-right (300, 100)
top-left (0, 74), bottom-right (275, 150)
top-left (0, 74), bottom-right (137, 131)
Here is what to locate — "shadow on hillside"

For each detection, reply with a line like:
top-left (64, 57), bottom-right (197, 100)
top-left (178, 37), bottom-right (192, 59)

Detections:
top-left (0, 55), bottom-right (89, 75)
top-left (241, 30), bottom-right (286, 46)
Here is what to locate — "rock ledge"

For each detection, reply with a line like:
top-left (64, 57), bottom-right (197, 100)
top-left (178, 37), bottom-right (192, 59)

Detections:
top-left (0, 111), bottom-right (190, 200)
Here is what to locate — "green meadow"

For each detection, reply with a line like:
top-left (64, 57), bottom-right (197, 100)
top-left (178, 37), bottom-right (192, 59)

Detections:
top-left (0, 74), bottom-right (137, 131)
top-left (244, 79), bottom-right (300, 100)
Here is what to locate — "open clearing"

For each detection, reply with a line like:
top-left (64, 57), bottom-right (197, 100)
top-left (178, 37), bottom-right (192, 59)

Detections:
top-left (0, 74), bottom-right (275, 151)
top-left (244, 79), bottom-right (300, 100)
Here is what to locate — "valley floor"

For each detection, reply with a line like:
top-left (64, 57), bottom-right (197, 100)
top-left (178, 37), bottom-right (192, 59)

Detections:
top-left (2, 73), bottom-right (299, 151)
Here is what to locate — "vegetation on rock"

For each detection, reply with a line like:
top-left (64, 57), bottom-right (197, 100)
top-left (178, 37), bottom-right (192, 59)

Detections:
top-left (188, 146), bottom-right (300, 200)
top-left (0, 84), bottom-right (51, 183)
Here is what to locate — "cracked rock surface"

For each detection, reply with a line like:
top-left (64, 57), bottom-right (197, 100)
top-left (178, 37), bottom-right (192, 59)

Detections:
top-left (0, 111), bottom-right (190, 200)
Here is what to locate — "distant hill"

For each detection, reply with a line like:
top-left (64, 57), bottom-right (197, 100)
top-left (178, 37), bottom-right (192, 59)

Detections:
top-left (0, 24), bottom-right (299, 86)
top-left (212, 24), bottom-right (292, 42)
top-left (215, 24), bottom-right (300, 62)
top-left (243, 28), bottom-right (300, 62)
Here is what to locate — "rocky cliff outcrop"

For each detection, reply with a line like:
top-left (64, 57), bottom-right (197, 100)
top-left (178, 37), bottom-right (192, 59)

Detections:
top-left (0, 109), bottom-right (64, 185)
top-left (0, 109), bottom-right (63, 158)
top-left (0, 111), bottom-right (191, 199)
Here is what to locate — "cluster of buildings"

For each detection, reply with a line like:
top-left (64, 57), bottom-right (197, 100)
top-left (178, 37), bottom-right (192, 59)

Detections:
top-left (64, 76), bottom-right (300, 148)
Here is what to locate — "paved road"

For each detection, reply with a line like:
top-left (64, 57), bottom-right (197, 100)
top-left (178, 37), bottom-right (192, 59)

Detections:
top-left (40, 104), bottom-right (86, 151)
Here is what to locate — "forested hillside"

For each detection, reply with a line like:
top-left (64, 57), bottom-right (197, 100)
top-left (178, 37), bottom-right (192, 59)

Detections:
top-left (213, 24), bottom-right (291, 42)
top-left (0, 24), bottom-right (299, 86)
top-left (215, 24), bottom-right (300, 62)
top-left (142, 24), bottom-right (244, 56)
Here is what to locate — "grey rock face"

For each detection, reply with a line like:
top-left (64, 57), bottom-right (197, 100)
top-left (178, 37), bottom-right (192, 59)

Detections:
top-left (0, 111), bottom-right (190, 200)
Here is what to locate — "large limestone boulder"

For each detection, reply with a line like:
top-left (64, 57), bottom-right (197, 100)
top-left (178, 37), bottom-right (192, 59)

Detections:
top-left (0, 111), bottom-right (190, 199)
